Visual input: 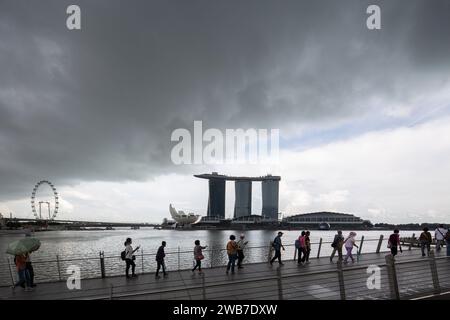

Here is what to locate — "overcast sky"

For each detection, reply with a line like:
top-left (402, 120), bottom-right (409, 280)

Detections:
top-left (1, 0), bottom-right (450, 224)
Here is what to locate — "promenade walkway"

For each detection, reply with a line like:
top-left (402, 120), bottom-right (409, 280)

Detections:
top-left (1, 249), bottom-right (449, 300)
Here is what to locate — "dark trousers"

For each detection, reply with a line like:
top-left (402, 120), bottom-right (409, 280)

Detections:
top-left (20, 263), bottom-right (34, 288)
top-left (15, 269), bottom-right (31, 288)
top-left (271, 249), bottom-right (282, 264)
top-left (297, 248), bottom-right (304, 263)
top-left (125, 258), bottom-right (136, 276)
top-left (305, 248), bottom-right (311, 262)
top-left (420, 241), bottom-right (431, 256)
top-left (156, 260), bottom-right (166, 276)
top-left (391, 246), bottom-right (398, 256)
top-left (237, 250), bottom-right (244, 267)
top-left (330, 247), bottom-right (343, 261)
top-left (192, 259), bottom-right (202, 271)
top-left (227, 254), bottom-right (237, 272)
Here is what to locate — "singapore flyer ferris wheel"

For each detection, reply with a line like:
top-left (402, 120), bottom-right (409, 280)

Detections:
top-left (31, 180), bottom-right (59, 220)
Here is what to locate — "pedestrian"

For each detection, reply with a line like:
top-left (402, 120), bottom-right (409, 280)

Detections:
top-left (226, 235), bottom-right (238, 274)
top-left (297, 231), bottom-right (306, 264)
top-left (445, 229), bottom-right (450, 256)
top-left (236, 234), bottom-right (248, 269)
top-left (11, 254), bottom-right (32, 292)
top-left (24, 233), bottom-right (36, 288)
top-left (419, 227), bottom-right (432, 257)
top-left (270, 231), bottom-right (285, 265)
top-left (124, 238), bottom-right (140, 278)
top-left (155, 241), bottom-right (167, 278)
top-left (330, 230), bottom-right (344, 262)
top-left (388, 229), bottom-right (402, 257)
top-left (343, 232), bottom-right (359, 263)
top-left (434, 224), bottom-right (447, 252)
top-left (192, 240), bottom-right (207, 273)
top-left (304, 231), bottom-right (311, 263)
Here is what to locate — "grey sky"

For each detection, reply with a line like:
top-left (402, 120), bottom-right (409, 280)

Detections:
top-left (1, 1), bottom-right (450, 222)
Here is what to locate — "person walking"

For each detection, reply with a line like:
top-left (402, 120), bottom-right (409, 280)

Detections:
top-left (297, 231), bottom-right (306, 264)
top-left (236, 234), bottom-right (248, 269)
top-left (11, 254), bottom-right (32, 292)
top-left (192, 240), bottom-right (207, 273)
top-left (155, 241), bottom-right (168, 278)
top-left (419, 227), bottom-right (432, 257)
top-left (124, 238), bottom-right (140, 278)
top-left (304, 231), bottom-right (311, 263)
top-left (388, 229), bottom-right (402, 257)
top-left (330, 230), bottom-right (344, 262)
top-left (270, 232), bottom-right (285, 265)
top-left (445, 229), bottom-right (450, 256)
top-left (343, 232), bottom-right (359, 263)
top-left (226, 235), bottom-right (238, 274)
top-left (434, 224), bottom-right (447, 252)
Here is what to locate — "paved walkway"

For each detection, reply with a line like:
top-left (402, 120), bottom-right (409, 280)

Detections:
top-left (1, 249), bottom-right (448, 300)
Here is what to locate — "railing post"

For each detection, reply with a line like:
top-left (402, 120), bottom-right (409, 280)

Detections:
top-left (277, 267), bottom-right (283, 300)
top-left (100, 251), bottom-right (106, 278)
top-left (110, 284), bottom-right (114, 300)
top-left (317, 238), bottom-right (323, 258)
top-left (428, 251), bottom-right (441, 294)
top-left (358, 236), bottom-right (364, 255)
top-left (376, 235), bottom-right (384, 253)
top-left (141, 248), bottom-right (144, 274)
top-left (293, 246), bottom-right (297, 261)
top-left (336, 260), bottom-right (346, 300)
top-left (7, 257), bottom-right (15, 286)
top-left (56, 254), bottom-right (62, 281)
top-left (178, 246), bottom-right (181, 271)
top-left (385, 254), bottom-right (400, 300)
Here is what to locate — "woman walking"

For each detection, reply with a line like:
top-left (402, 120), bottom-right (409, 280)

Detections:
top-left (226, 235), bottom-right (238, 274)
top-left (297, 231), bottom-right (306, 264)
top-left (388, 229), bottom-right (402, 257)
top-left (304, 231), bottom-right (311, 263)
top-left (343, 232), bottom-right (359, 263)
top-left (124, 238), bottom-right (140, 278)
top-left (419, 227), bottom-right (432, 257)
top-left (192, 240), bottom-right (207, 273)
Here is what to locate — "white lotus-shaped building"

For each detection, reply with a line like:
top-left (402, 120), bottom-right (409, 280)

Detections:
top-left (169, 204), bottom-right (202, 225)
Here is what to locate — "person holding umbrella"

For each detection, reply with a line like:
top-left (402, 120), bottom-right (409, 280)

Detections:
top-left (12, 253), bottom-right (32, 291)
top-left (7, 236), bottom-right (40, 292)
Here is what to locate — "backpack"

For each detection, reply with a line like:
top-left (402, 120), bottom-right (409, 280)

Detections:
top-left (445, 231), bottom-right (450, 241)
top-left (295, 239), bottom-right (300, 249)
top-left (120, 250), bottom-right (126, 261)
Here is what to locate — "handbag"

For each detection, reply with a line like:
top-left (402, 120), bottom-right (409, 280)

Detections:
top-left (198, 254), bottom-right (205, 260)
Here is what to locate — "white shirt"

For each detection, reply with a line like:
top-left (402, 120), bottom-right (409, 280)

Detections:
top-left (435, 228), bottom-right (447, 241)
top-left (125, 244), bottom-right (134, 259)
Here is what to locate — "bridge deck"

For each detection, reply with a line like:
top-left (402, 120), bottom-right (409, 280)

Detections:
top-left (1, 249), bottom-right (449, 300)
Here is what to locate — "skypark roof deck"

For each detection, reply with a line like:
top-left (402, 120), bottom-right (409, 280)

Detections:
top-left (194, 172), bottom-right (281, 181)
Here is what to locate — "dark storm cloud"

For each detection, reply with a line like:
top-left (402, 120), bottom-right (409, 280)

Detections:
top-left (0, 0), bottom-right (450, 200)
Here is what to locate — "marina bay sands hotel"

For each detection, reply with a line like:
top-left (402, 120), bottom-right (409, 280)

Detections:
top-left (194, 172), bottom-right (281, 221)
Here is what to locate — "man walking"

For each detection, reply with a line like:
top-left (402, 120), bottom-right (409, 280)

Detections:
top-left (435, 224), bottom-right (447, 252)
top-left (155, 241), bottom-right (168, 278)
top-left (236, 234), bottom-right (248, 269)
top-left (270, 232), bottom-right (285, 265)
top-left (330, 230), bottom-right (344, 262)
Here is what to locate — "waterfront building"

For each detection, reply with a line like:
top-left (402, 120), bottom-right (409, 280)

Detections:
top-left (283, 212), bottom-right (371, 229)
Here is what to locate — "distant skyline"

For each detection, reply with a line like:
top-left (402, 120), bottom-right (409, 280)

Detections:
top-left (1, 1), bottom-right (450, 224)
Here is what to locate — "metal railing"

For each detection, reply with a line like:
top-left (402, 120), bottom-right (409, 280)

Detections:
top-left (102, 251), bottom-right (450, 300)
top-left (0, 234), bottom-right (436, 288)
